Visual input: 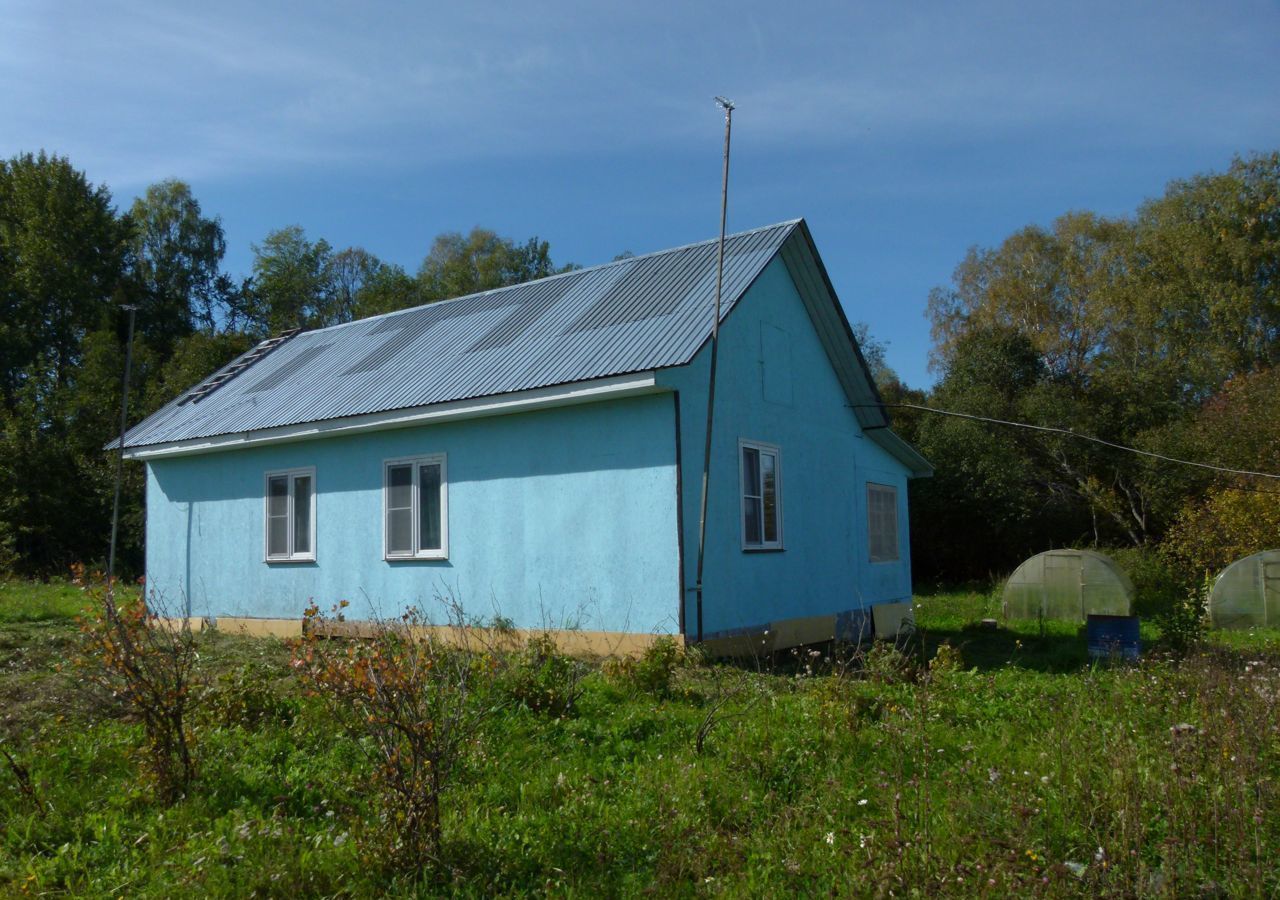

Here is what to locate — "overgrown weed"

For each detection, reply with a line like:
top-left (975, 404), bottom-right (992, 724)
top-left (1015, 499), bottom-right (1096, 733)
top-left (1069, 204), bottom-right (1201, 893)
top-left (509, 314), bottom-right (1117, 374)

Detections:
top-left (1, 583), bottom-right (1278, 896)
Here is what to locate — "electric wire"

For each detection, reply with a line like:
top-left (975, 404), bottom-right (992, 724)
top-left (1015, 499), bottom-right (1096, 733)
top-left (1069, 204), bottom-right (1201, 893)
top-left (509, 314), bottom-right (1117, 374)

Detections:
top-left (858, 402), bottom-right (1280, 481)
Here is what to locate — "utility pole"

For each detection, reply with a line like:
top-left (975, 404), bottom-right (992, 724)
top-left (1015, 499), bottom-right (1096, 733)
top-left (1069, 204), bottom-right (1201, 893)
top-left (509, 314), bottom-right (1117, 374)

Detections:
top-left (694, 96), bottom-right (734, 643)
top-left (107, 304), bottom-right (138, 606)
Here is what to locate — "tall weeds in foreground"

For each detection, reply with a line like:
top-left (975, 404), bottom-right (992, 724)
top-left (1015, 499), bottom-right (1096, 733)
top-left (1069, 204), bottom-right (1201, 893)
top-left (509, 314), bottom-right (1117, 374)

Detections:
top-left (73, 566), bottom-right (199, 804)
top-left (291, 599), bottom-right (490, 870)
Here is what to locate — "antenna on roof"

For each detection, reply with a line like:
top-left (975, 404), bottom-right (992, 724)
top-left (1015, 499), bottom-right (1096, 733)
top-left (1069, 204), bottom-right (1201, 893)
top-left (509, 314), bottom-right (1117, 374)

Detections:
top-left (693, 95), bottom-right (734, 644)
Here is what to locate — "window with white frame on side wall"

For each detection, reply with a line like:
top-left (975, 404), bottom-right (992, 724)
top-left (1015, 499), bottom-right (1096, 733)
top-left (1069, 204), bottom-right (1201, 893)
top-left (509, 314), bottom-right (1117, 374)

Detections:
top-left (264, 467), bottom-right (316, 562)
top-left (739, 439), bottom-right (782, 550)
top-left (383, 454), bottom-right (448, 560)
top-left (867, 482), bottom-right (899, 563)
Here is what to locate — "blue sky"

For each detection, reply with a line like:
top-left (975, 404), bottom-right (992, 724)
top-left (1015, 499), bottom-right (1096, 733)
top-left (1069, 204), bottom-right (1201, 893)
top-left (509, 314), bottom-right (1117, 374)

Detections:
top-left (3, 1), bottom-right (1278, 387)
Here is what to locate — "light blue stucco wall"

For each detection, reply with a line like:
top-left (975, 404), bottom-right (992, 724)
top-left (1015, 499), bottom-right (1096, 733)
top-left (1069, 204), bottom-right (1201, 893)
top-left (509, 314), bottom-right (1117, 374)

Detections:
top-left (144, 394), bottom-right (681, 634)
top-left (659, 257), bottom-right (914, 637)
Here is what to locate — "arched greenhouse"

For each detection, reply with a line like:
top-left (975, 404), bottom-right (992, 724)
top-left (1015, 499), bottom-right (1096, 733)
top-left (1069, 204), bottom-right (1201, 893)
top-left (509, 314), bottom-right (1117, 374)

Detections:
top-left (1002, 549), bottom-right (1134, 622)
top-left (1209, 550), bottom-right (1280, 629)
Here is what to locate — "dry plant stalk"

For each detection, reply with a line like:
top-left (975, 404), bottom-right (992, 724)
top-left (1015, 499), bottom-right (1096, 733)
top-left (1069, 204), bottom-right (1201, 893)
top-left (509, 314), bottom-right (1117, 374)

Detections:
top-left (290, 598), bottom-right (489, 869)
top-left (0, 741), bottom-right (38, 811)
top-left (73, 565), bottom-right (199, 805)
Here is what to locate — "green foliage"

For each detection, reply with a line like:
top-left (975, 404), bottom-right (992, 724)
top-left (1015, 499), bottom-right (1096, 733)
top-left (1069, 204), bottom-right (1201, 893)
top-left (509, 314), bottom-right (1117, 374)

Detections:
top-left (0, 153), bottom-right (132, 575)
top-left (1106, 545), bottom-right (1192, 618)
top-left (0, 577), bottom-right (86, 622)
top-left (243, 225), bottom-right (336, 333)
top-left (0, 145), bottom-right (575, 578)
top-left (0, 151), bottom-right (128, 405)
top-left (914, 151), bottom-right (1280, 583)
top-left (908, 327), bottom-right (1085, 579)
top-left (127, 179), bottom-right (231, 343)
top-left (73, 576), bottom-right (201, 804)
top-left (199, 664), bottom-right (295, 730)
top-left (1154, 366), bottom-right (1280, 577)
top-left (292, 602), bottom-right (490, 869)
top-left (349, 261), bottom-right (420, 318)
top-left (861, 641), bottom-right (919, 684)
top-left (927, 640), bottom-right (964, 674)
top-left (416, 227), bottom-right (571, 303)
top-left (1, 587), bottom-right (1279, 896)
top-left (851, 320), bottom-right (897, 389)
top-left (1152, 577), bottom-right (1211, 657)
top-left (603, 636), bottom-right (690, 697)
top-left (498, 633), bottom-right (587, 716)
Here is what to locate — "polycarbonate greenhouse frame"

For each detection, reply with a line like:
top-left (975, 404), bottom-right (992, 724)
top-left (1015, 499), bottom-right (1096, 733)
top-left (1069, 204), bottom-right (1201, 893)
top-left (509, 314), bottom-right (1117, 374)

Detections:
top-left (1002, 549), bottom-right (1134, 622)
top-left (1209, 550), bottom-right (1280, 629)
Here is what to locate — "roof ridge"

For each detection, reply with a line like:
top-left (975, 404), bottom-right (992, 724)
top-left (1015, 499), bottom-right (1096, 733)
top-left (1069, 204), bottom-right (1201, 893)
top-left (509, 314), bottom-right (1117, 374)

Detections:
top-left (308, 218), bottom-right (803, 337)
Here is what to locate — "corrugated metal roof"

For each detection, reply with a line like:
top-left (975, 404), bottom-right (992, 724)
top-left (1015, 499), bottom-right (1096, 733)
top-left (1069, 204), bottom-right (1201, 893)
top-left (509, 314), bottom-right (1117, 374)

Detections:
top-left (122, 220), bottom-right (803, 449)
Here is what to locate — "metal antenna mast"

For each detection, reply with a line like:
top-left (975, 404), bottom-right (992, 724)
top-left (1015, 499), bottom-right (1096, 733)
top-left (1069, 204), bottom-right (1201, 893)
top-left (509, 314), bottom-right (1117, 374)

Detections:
top-left (107, 304), bottom-right (138, 603)
top-left (693, 96), bottom-right (734, 643)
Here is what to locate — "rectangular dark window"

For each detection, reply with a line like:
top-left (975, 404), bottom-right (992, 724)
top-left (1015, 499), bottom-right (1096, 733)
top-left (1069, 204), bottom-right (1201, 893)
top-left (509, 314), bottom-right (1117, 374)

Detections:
top-left (867, 482), bottom-right (899, 563)
top-left (386, 464), bottom-right (414, 555)
top-left (419, 462), bottom-right (442, 551)
top-left (384, 455), bottom-right (448, 559)
top-left (264, 468), bottom-right (316, 561)
top-left (740, 440), bottom-right (782, 550)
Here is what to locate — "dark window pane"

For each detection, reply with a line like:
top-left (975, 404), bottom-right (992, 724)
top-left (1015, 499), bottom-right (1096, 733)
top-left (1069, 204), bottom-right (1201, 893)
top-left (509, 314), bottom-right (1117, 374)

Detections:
top-left (387, 464), bottom-right (413, 555)
top-left (761, 452), bottom-right (778, 543)
top-left (268, 515), bottom-right (288, 557)
top-left (268, 475), bottom-right (288, 517)
top-left (742, 447), bottom-right (760, 496)
top-left (743, 496), bottom-right (763, 545)
top-left (293, 476), bottom-right (311, 554)
top-left (267, 475), bottom-right (289, 556)
top-left (387, 508), bottom-right (413, 555)
top-left (387, 464), bottom-right (412, 511)
top-left (419, 463), bottom-right (441, 551)
top-left (868, 484), bottom-right (898, 562)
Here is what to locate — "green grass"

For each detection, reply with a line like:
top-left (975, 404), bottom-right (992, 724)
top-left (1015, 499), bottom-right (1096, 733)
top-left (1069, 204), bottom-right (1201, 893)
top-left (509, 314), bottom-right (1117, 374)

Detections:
top-left (0, 578), bottom-right (88, 623)
top-left (915, 587), bottom-right (1280, 667)
top-left (1, 581), bottom-right (1278, 897)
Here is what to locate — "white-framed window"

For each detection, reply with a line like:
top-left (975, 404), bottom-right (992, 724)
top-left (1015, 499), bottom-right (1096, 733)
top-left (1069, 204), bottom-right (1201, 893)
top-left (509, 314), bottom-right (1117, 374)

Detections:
top-left (867, 482), bottom-right (899, 563)
top-left (264, 467), bottom-right (316, 562)
top-left (383, 454), bottom-right (448, 560)
top-left (739, 439), bottom-right (783, 550)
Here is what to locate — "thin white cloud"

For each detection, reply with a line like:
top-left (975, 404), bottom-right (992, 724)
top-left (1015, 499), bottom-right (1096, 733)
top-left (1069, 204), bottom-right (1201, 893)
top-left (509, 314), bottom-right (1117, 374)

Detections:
top-left (0, 0), bottom-right (1276, 190)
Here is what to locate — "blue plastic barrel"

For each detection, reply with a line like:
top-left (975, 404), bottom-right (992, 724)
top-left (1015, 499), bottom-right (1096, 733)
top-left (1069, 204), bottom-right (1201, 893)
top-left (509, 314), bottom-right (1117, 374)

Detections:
top-left (1087, 614), bottom-right (1141, 660)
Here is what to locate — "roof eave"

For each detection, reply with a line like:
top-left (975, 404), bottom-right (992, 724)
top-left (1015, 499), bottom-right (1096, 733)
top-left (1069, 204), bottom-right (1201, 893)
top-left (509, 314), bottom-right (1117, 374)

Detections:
top-left (123, 371), bottom-right (663, 460)
top-left (867, 429), bottom-right (934, 478)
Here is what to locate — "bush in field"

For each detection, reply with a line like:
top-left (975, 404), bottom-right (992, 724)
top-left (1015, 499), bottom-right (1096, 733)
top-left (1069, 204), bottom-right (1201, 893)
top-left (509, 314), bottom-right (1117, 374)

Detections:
top-left (498, 633), bottom-right (586, 716)
top-left (861, 642), bottom-right (919, 684)
top-left (199, 664), bottom-right (295, 730)
top-left (290, 601), bottom-right (488, 868)
top-left (73, 569), bottom-right (200, 804)
top-left (603, 636), bottom-right (691, 697)
top-left (927, 641), bottom-right (964, 675)
top-left (1153, 576), bottom-right (1211, 657)
top-left (1107, 545), bottom-right (1193, 618)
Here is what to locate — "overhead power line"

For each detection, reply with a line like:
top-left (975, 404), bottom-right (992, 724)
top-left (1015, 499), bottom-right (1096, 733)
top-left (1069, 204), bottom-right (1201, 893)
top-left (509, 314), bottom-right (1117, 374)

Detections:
top-left (859, 402), bottom-right (1280, 482)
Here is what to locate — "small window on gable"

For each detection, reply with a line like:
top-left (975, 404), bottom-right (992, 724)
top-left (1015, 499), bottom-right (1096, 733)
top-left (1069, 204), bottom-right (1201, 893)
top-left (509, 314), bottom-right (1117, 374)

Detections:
top-left (867, 482), bottom-right (899, 563)
top-left (384, 454), bottom-right (448, 560)
top-left (740, 439), bottom-right (782, 550)
top-left (265, 467), bottom-right (316, 562)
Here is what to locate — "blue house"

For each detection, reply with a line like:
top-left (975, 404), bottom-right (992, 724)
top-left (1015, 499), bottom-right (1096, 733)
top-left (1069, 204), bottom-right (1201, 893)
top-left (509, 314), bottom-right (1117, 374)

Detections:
top-left (120, 220), bottom-right (930, 651)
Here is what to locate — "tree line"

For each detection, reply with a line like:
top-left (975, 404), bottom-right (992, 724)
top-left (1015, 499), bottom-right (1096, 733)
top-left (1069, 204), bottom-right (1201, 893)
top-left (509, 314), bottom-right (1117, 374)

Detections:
top-left (2, 148), bottom-right (1277, 587)
top-left (0, 151), bottom-right (573, 575)
top-left (883, 151), bottom-right (1280, 584)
